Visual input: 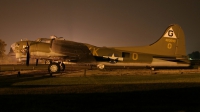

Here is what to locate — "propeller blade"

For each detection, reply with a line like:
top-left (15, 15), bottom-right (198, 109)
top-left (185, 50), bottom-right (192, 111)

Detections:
top-left (26, 42), bottom-right (30, 66)
top-left (36, 59), bottom-right (38, 66)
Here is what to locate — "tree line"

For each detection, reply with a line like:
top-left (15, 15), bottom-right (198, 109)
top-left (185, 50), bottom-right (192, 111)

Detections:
top-left (0, 39), bottom-right (6, 59)
top-left (188, 51), bottom-right (200, 60)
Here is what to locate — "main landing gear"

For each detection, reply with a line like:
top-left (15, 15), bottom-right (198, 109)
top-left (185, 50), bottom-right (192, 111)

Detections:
top-left (48, 62), bottom-right (65, 74)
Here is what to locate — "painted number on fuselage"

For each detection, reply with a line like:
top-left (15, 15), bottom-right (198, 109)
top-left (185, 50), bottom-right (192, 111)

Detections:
top-left (167, 43), bottom-right (172, 49)
top-left (132, 53), bottom-right (138, 60)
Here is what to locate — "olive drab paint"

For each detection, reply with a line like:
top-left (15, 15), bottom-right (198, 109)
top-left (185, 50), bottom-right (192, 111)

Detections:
top-left (88, 24), bottom-right (189, 68)
top-left (11, 24), bottom-right (190, 71)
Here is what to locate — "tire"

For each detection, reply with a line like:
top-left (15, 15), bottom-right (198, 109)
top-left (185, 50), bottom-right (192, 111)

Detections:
top-left (48, 63), bottom-right (60, 73)
top-left (97, 64), bottom-right (105, 69)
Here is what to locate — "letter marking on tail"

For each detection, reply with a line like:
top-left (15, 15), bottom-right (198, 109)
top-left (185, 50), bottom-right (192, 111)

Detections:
top-left (164, 27), bottom-right (177, 38)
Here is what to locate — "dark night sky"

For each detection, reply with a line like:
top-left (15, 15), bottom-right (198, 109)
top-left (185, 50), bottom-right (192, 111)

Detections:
top-left (0, 0), bottom-right (200, 54)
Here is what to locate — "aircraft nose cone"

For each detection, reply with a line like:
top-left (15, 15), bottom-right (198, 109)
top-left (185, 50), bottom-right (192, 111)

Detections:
top-left (11, 42), bottom-right (16, 51)
top-left (11, 42), bottom-right (19, 53)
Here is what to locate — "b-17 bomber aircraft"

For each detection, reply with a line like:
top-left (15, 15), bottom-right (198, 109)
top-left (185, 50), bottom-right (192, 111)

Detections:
top-left (10, 24), bottom-right (190, 73)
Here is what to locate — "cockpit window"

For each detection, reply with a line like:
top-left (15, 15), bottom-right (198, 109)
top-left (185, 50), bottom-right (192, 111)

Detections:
top-left (36, 38), bottom-right (51, 43)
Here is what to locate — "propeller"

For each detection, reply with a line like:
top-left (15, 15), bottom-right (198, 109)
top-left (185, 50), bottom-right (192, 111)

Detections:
top-left (35, 59), bottom-right (38, 66)
top-left (26, 41), bottom-right (30, 66)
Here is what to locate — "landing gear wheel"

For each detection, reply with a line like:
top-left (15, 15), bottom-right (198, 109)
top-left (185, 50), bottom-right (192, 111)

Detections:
top-left (97, 64), bottom-right (105, 69)
top-left (48, 63), bottom-right (60, 73)
top-left (60, 63), bottom-right (65, 71)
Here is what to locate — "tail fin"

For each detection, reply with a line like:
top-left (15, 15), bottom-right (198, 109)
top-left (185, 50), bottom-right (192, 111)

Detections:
top-left (115, 24), bottom-right (187, 57)
top-left (149, 24), bottom-right (186, 57)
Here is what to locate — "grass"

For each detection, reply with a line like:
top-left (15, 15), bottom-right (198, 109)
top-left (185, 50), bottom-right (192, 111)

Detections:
top-left (0, 64), bottom-right (48, 71)
top-left (1, 70), bottom-right (200, 112)
top-left (11, 73), bottom-right (200, 85)
top-left (0, 73), bottom-right (200, 95)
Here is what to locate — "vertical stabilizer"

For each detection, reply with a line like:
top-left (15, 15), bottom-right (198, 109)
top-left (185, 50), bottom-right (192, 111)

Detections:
top-left (149, 24), bottom-right (186, 57)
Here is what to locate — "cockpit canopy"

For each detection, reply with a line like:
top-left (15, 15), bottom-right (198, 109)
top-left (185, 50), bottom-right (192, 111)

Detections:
top-left (36, 38), bottom-right (51, 43)
top-left (35, 36), bottom-right (65, 43)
